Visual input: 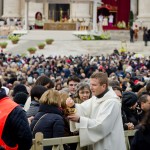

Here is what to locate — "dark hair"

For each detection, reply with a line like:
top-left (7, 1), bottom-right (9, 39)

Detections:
top-left (12, 84), bottom-right (28, 97)
top-left (138, 94), bottom-right (149, 104)
top-left (35, 75), bottom-right (54, 89)
top-left (31, 85), bottom-right (47, 100)
top-left (67, 76), bottom-right (80, 85)
top-left (13, 92), bottom-right (28, 105)
top-left (35, 12), bottom-right (42, 19)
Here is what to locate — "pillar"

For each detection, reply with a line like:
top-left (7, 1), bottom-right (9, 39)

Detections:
top-left (130, 0), bottom-right (138, 19)
top-left (0, 0), bottom-right (3, 17)
top-left (70, 2), bottom-right (90, 20)
top-left (2, 0), bottom-right (21, 17)
top-left (137, 0), bottom-right (150, 27)
top-left (28, 2), bottom-right (43, 18)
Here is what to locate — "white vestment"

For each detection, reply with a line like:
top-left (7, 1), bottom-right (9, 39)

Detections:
top-left (108, 15), bottom-right (114, 23)
top-left (98, 15), bottom-right (103, 23)
top-left (70, 88), bottom-right (126, 150)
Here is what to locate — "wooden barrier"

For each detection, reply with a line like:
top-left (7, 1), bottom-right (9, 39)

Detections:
top-left (124, 130), bottom-right (136, 150)
top-left (31, 130), bottom-right (136, 150)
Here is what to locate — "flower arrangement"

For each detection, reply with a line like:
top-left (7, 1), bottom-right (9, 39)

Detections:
top-left (0, 42), bottom-right (8, 48)
top-left (27, 47), bottom-right (37, 54)
top-left (45, 39), bottom-right (54, 44)
top-left (38, 43), bottom-right (45, 49)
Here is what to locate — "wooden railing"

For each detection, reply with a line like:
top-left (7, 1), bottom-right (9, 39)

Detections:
top-left (31, 130), bottom-right (136, 150)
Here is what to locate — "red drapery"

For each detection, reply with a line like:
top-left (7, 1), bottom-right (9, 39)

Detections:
top-left (101, 0), bottom-right (130, 24)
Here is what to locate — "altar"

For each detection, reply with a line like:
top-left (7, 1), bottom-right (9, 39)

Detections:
top-left (43, 22), bottom-right (76, 30)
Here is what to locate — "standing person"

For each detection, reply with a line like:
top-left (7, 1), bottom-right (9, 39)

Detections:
top-left (24, 75), bottom-right (54, 111)
top-left (34, 12), bottom-right (44, 29)
top-left (143, 27), bottom-right (148, 46)
top-left (66, 72), bottom-right (126, 150)
top-left (74, 82), bottom-right (92, 104)
top-left (30, 89), bottom-right (65, 150)
top-left (134, 25), bottom-right (139, 41)
top-left (138, 94), bottom-right (150, 121)
top-left (98, 14), bottom-right (104, 31)
top-left (0, 80), bottom-right (32, 150)
top-left (130, 27), bottom-right (134, 42)
top-left (122, 92), bottom-right (139, 129)
top-left (130, 109), bottom-right (150, 150)
top-left (108, 13), bottom-right (114, 27)
top-left (98, 14), bottom-right (103, 23)
top-left (60, 76), bottom-right (80, 97)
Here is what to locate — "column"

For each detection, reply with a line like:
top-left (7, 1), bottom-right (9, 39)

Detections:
top-left (0, 0), bottom-right (3, 17)
top-left (130, 0), bottom-right (138, 19)
top-left (28, 2), bottom-right (43, 18)
top-left (137, 0), bottom-right (150, 27)
top-left (92, 0), bottom-right (102, 32)
top-left (93, 0), bottom-right (98, 31)
top-left (2, 0), bottom-right (20, 17)
top-left (70, 2), bottom-right (90, 19)
top-left (44, 3), bottom-right (49, 20)
top-left (24, 0), bottom-right (29, 30)
top-left (21, 0), bottom-right (45, 25)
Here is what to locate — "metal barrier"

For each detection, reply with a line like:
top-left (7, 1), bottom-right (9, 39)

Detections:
top-left (31, 130), bottom-right (136, 150)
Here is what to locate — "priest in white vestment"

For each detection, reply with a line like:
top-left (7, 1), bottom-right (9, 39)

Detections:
top-left (67, 72), bottom-right (126, 150)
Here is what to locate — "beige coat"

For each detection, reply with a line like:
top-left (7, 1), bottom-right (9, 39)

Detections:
top-left (70, 87), bottom-right (126, 150)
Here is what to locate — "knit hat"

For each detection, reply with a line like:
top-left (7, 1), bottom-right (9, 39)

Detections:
top-left (122, 92), bottom-right (137, 107)
top-left (12, 84), bottom-right (28, 97)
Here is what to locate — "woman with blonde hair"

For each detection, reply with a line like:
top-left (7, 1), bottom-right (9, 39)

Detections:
top-left (30, 89), bottom-right (65, 150)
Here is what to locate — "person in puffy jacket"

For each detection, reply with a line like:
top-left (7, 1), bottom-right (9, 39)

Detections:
top-left (0, 80), bottom-right (32, 150)
top-left (30, 89), bottom-right (65, 150)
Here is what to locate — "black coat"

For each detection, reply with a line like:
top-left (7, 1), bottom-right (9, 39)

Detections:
top-left (0, 88), bottom-right (32, 150)
top-left (122, 106), bottom-right (139, 127)
top-left (130, 125), bottom-right (150, 150)
top-left (30, 104), bottom-right (65, 150)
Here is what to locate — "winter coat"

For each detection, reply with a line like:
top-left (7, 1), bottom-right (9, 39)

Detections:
top-left (26, 99), bottom-right (40, 117)
top-left (130, 125), bottom-right (150, 150)
top-left (0, 88), bottom-right (32, 150)
top-left (30, 104), bottom-right (65, 150)
top-left (122, 106), bottom-right (139, 127)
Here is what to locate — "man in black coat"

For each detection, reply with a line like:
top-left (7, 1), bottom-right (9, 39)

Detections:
top-left (143, 27), bottom-right (149, 46)
top-left (0, 80), bottom-right (32, 150)
top-left (130, 27), bottom-right (134, 43)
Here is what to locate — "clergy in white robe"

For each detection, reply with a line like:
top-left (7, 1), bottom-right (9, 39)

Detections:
top-left (69, 87), bottom-right (126, 150)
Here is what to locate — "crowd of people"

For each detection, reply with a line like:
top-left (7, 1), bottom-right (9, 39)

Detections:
top-left (0, 50), bottom-right (150, 150)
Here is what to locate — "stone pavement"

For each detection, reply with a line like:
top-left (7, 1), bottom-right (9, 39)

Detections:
top-left (0, 30), bottom-right (149, 57)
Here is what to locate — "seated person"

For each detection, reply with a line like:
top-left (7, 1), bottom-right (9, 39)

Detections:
top-left (34, 12), bottom-right (43, 29)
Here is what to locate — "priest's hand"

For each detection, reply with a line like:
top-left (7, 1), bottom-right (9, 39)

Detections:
top-left (68, 114), bottom-right (80, 123)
